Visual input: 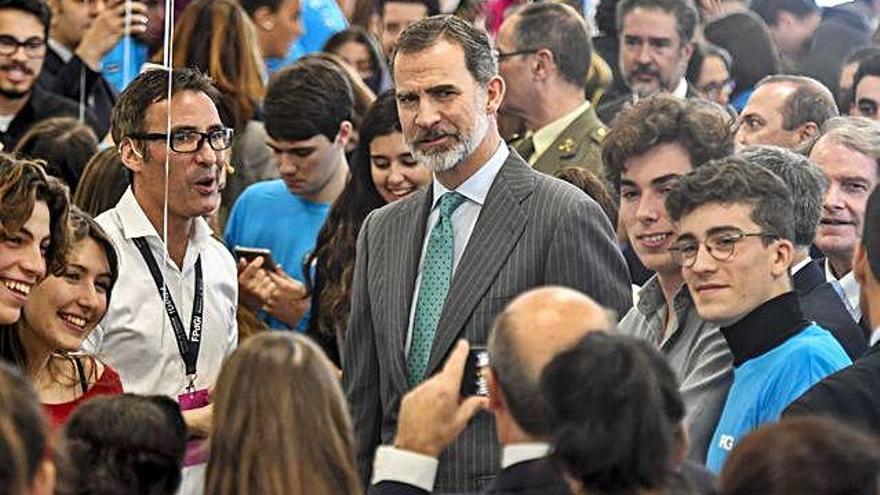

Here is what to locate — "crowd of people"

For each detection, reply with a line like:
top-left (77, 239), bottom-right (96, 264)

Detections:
top-left (0, 0), bottom-right (880, 492)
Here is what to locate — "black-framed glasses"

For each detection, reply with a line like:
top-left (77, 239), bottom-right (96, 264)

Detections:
top-left (127, 128), bottom-right (234, 153)
top-left (668, 230), bottom-right (779, 268)
top-left (0, 35), bottom-right (46, 59)
top-left (493, 48), bottom-right (539, 60)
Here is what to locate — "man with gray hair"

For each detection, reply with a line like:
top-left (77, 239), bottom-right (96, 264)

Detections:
top-left (809, 116), bottom-right (880, 325)
top-left (495, 2), bottom-right (607, 176)
top-left (740, 145), bottom-right (867, 358)
top-left (735, 75), bottom-right (839, 151)
top-left (343, 15), bottom-right (632, 492)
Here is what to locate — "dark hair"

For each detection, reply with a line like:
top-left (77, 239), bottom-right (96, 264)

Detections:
top-left (738, 145), bottom-right (827, 248)
top-left (595, 0), bottom-right (619, 36)
top-left (237, 0), bottom-right (284, 16)
top-left (264, 57), bottom-right (354, 142)
top-left (839, 47), bottom-right (880, 113)
top-left (111, 68), bottom-right (223, 148)
top-left (68, 207), bottom-right (119, 299)
top-left (0, 362), bottom-right (47, 495)
top-left (554, 166), bottom-right (618, 227)
top-left (323, 27), bottom-right (389, 92)
top-left (686, 41), bottom-right (732, 86)
top-left (305, 91), bottom-right (396, 347)
top-left (864, 187), bottom-right (880, 282)
top-left (541, 332), bottom-right (685, 493)
top-left (755, 75), bottom-right (839, 131)
top-left (14, 117), bottom-right (99, 191)
top-left (512, 2), bottom-right (592, 88)
top-left (666, 156), bottom-right (795, 242)
top-left (853, 54), bottom-right (880, 99)
top-left (616, 0), bottom-right (698, 43)
top-left (72, 148), bottom-right (129, 218)
top-left (718, 417), bottom-right (880, 495)
top-left (0, 0), bottom-right (51, 37)
top-left (168, 0), bottom-right (266, 131)
top-left (60, 394), bottom-right (187, 495)
top-left (392, 14), bottom-right (497, 86)
top-left (704, 11), bottom-right (781, 99)
top-left (752, 0), bottom-right (819, 25)
top-left (379, 0), bottom-right (439, 17)
top-left (603, 94), bottom-right (734, 194)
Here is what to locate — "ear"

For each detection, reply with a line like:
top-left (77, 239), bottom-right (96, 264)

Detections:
top-left (796, 121), bottom-right (819, 144)
top-left (776, 10), bottom-right (797, 28)
top-left (485, 75), bottom-right (506, 115)
top-left (532, 48), bottom-right (554, 82)
top-left (772, 238), bottom-right (795, 278)
top-left (485, 368), bottom-right (505, 413)
top-left (118, 138), bottom-right (145, 174)
top-left (335, 121), bottom-right (354, 147)
top-left (252, 6), bottom-right (276, 31)
top-left (31, 458), bottom-right (56, 495)
top-left (679, 40), bottom-right (695, 65)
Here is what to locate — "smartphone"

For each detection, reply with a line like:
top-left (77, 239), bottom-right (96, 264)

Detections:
top-left (234, 246), bottom-right (277, 272)
top-left (460, 345), bottom-right (490, 397)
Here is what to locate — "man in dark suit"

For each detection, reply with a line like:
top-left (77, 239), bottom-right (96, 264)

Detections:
top-left (494, 2), bottom-right (607, 176)
top-left (596, 0), bottom-right (699, 125)
top-left (369, 287), bottom-right (612, 495)
top-left (739, 145), bottom-right (867, 359)
top-left (785, 188), bottom-right (880, 432)
top-left (342, 15), bottom-right (632, 493)
top-left (39, 0), bottom-right (149, 139)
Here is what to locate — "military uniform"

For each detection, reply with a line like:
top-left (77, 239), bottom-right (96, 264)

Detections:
top-left (510, 104), bottom-right (608, 177)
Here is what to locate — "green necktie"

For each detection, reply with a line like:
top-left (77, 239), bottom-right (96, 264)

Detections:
top-left (407, 191), bottom-right (467, 386)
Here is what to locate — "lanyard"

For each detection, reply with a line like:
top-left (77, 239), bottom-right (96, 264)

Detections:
top-left (132, 237), bottom-right (204, 390)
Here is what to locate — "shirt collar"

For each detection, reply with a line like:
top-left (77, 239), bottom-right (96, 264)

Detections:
top-left (791, 256), bottom-right (812, 276)
top-left (720, 291), bottom-right (810, 366)
top-left (430, 141), bottom-right (509, 209)
top-left (501, 442), bottom-right (550, 469)
top-left (825, 260), bottom-right (861, 316)
top-left (531, 101), bottom-right (590, 163)
top-left (48, 38), bottom-right (74, 63)
top-left (115, 187), bottom-right (212, 249)
top-left (672, 78), bottom-right (688, 99)
top-left (871, 327), bottom-right (880, 347)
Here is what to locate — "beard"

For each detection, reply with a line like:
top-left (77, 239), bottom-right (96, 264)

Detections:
top-left (0, 62), bottom-right (36, 100)
top-left (409, 111), bottom-right (489, 173)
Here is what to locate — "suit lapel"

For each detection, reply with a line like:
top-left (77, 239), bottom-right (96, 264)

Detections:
top-left (424, 153), bottom-right (534, 374)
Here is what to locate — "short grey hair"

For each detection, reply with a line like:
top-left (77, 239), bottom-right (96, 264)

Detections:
top-left (755, 75), bottom-right (839, 132)
top-left (739, 145), bottom-right (828, 248)
top-left (818, 117), bottom-right (880, 176)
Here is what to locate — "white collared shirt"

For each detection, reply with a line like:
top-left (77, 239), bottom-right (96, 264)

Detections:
top-left (870, 326), bottom-right (880, 347)
top-left (87, 188), bottom-right (238, 397)
top-left (529, 101), bottom-right (590, 165)
top-left (47, 38), bottom-right (74, 63)
top-left (372, 442), bottom-right (550, 492)
top-left (404, 143), bottom-right (510, 353)
top-left (824, 260), bottom-right (862, 322)
top-left (672, 78), bottom-right (688, 99)
top-left (791, 256), bottom-right (812, 276)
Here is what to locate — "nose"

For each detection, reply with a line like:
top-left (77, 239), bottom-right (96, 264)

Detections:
top-left (276, 152), bottom-right (298, 175)
top-left (688, 242), bottom-right (718, 274)
top-left (193, 136), bottom-right (219, 168)
top-left (823, 183), bottom-right (845, 211)
top-left (90, 0), bottom-right (106, 17)
top-left (636, 42), bottom-right (652, 64)
top-left (75, 281), bottom-right (102, 314)
top-left (387, 165), bottom-right (406, 187)
top-left (19, 244), bottom-right (46, 281)
top-left (414, 98), bottom-right (441, 130)
top-left (635, 192), bottom-right (660, 224)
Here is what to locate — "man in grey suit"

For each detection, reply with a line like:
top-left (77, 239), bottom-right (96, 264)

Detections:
top-left (342, 15), bottom-right (633, 493)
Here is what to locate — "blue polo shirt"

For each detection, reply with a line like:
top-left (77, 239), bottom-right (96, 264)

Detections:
top-left (706, 293), bottom-right (851, 472)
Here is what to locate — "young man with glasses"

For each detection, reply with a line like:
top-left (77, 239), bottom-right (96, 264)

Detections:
top-left (666, 157), bottom-right (851, 473)
top-left (0, 0), bottom-right (97, 150)
top-left (89, 68), bottom-right (238, 495)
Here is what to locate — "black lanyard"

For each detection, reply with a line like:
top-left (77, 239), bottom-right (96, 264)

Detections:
top-left (132, 237), bottom-right (204, 389)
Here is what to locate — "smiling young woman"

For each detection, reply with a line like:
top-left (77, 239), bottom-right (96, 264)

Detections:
top-left (12, 208), bottom-right (122, 428)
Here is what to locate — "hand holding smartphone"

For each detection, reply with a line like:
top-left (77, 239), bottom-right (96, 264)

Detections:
top-left (234, 246), bottom-right (277, 272)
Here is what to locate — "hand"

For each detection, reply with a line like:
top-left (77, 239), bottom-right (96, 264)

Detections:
top-left (698, 0), bottom-right (743, 22)
top-left (394, 341), bottom-right (489, 458)
top-left (237, 257), bottom-right (276, 312)
top-left (263, 267), bottom-right (310, 328)
top-left (181, 403), bottom-right (213, 438)
top-left (76, 0), bottom-right (149, 70)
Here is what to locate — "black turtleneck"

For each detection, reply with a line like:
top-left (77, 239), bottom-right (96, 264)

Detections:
top-left (720, 292), bottom-right (811, 367)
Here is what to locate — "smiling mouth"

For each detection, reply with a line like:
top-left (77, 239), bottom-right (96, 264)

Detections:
top-left (59, 312), bottom-right (87, 329)
top-left (820, 219), bottom-right (854, 226)
top-left (3, 278), bottom-right (31, 297)
top-left (636, 232), bottom-right (673, 248)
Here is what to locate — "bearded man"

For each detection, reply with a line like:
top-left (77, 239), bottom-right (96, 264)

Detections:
top-left (342, 14), bottom-right (632, 494)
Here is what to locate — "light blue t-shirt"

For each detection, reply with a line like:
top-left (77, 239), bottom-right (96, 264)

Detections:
top-left (224, 179), bottom-right (331, 331)
top-left (706, 324), bottom-right (851, 472)
top-left (102, 37), bottom-right (150, 94)
top-left (265, 0), bottom-right (348, 75)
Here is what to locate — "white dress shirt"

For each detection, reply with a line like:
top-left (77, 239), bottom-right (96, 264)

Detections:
top-left (824, 260), bottom-right (862, 322)
top-left (404, 143), bottom-right (510, 353)
top-left (88, 188), bottom-right (238, 397)
top-left (672, 78), bottom-right (689, 99)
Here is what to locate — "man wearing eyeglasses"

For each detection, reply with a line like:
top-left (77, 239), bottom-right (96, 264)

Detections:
top-left (666, 157), bottom-right (850, 473)
top-left (0, 0), bottom-right (98, 150)
top-left (89, 68), bottom-right (239, 495)
top-left (494, 2), bottom-right (606, 177)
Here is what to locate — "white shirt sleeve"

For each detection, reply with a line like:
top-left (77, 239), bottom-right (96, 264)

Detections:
top-left (371, 445), bottom-right (439, 492)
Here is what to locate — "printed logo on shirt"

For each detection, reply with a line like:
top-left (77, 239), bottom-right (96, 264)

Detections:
top-left (718, 434), bottom-right (736, 451)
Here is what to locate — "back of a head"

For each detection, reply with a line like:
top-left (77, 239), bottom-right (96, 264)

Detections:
top-left (14, 117), bottom-right (99, 191)
top-left (554, 166), bottom-right (619, 226)
top-left (206, 332), bottom-right (361, 495)
top-left (751, 0), bottom-right (819, 26)
top-left (540, 332), bottom-right (685, 494)
top-left (264, 57), bottom-right (354, 143)
top-left (738, 145), bottom-right (827, 248)
top-left (72, 148), bottom-right (129, 218)
top-left (718, 417), bottom-right (880, 495)
top-left (0, 363), bottom-right (47, 495)
top-left (513, 2), bottom-right (592, 89)
top-left (170, 0), bottom-right (265, 130)
top-left (704, 11), bottom-right (781, 95)
top-left (60, 394), bottom-right (187, 495)
top-left (755, 75), bottom-right (839, 132)
top-left (865, 187), bottom-right (880, 286)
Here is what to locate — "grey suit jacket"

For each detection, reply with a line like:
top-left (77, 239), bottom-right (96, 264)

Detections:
top-left (343, 149), bottom-right (632, 493)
